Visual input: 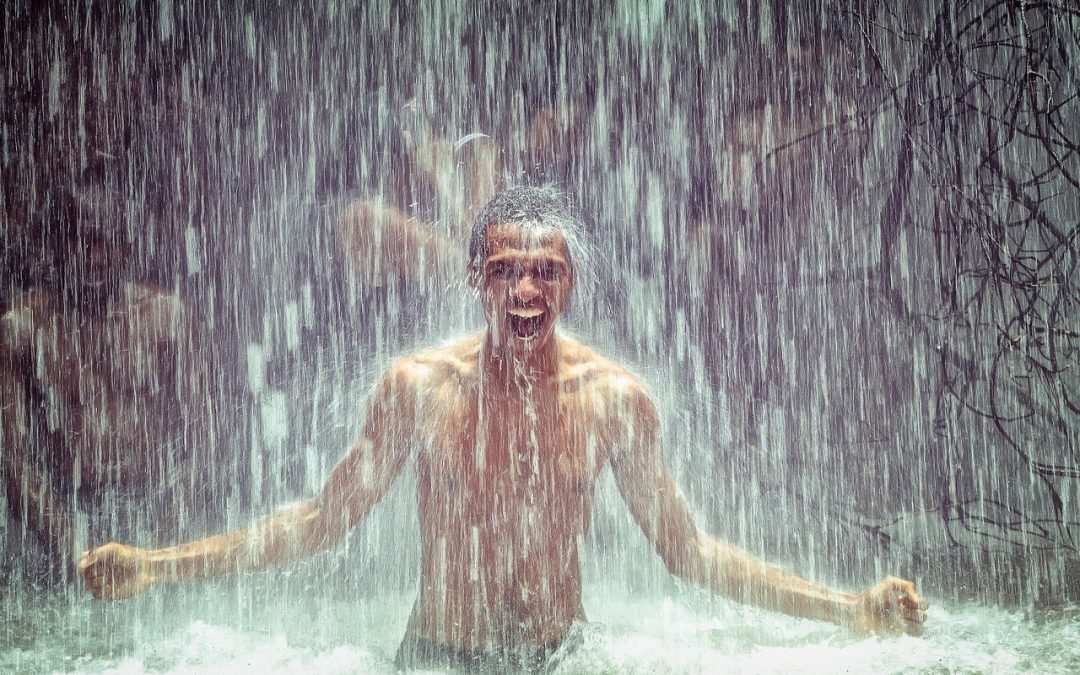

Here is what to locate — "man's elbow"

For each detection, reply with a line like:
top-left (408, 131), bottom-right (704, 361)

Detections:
top-left (300, 500), bottom-right (359, 555)
top-left (656, 538), bottom-right (710, 583)
top-left (659, 538), bottom-right (749, 597)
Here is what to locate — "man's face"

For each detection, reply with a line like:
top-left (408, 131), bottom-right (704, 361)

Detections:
top-left (57, 192), bottom-right (137, 299)
top-left (69, 229), bottom-right (130, 291)
top-left (474, 222), bottom-right (574, 359)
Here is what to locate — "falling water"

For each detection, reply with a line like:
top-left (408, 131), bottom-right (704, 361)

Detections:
top-left (2, 1), bottom-right (1078, 672)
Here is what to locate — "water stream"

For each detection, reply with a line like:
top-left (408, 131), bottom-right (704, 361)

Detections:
top-left (3, 1), bottom-right (1078, 673)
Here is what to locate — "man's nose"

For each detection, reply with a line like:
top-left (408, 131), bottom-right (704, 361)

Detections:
top-left (512, 274), bottom-right (541, 301)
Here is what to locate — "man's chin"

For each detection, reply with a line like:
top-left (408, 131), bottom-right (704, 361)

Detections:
top-left (74, 280), bottom-right (122, 307)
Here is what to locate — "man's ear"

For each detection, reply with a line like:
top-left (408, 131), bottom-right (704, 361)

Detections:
top-left (466, 263), bottom-right (481, 288)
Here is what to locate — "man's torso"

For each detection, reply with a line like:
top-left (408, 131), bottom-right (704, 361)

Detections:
top-left (396, 334), bottom-right (630, 649)
top-left (2, 285), bottom-right (194, 488)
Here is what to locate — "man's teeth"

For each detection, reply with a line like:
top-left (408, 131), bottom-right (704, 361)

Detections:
top-left (509, 308), bottom-right (544, 318)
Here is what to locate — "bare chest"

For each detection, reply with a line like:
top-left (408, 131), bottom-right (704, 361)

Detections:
top-left (25, 307), bottom-right (185, 466)
top-left (31, 309), bottom-right (174, 402)
top-left (414, 381), bottom-right (610, 527)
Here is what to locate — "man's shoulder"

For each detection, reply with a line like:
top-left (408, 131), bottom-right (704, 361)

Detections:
top-left (557, 335), bottom-right (650, 399)
top-left (2, 288), bottom-right (55, 316)
top-left (0, 290), bottom-right (54, 353)
top-left (385, 333), bottom-right (482, 385)
top-left (125, 282), bottom-right (186, 315)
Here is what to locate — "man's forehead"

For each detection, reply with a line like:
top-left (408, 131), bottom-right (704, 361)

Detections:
top-left (58, 187), bottom-right (145, 230)
top-left (485, 222), bottom-right (569, 258)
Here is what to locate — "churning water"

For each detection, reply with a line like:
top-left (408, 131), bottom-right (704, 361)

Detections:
top-left (4, 577), bottom-right (1080, 674)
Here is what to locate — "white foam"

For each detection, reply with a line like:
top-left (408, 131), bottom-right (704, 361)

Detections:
top-left (4, 584), bottom-right (1078, 674)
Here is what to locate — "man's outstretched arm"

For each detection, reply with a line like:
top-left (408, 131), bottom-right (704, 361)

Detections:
top-left (608, 384), bottom-right (928, 636)
top-left (338, 200), bottom-right (464, 288)
top-left (337, 118), bottom-right (500, 290)
top-left (79, 362), bottom-right (417, 600)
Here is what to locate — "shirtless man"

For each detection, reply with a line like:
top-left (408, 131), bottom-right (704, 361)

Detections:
top-left (337, 104), bottom-right (500, 294)
top-left (1, 180), bottom-right (217, 571)
top-left (337, 99), bottom-right (585, 292)
top-left (80, 186), bottom-right (928, 671)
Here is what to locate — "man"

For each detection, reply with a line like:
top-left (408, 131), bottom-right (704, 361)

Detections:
top-left (337, 97), bottom-right (589, 294)
top-left (80, 186), bottom-right (927, 671)
top-left (336, 107), bottom-right (498, 294)
top-left (1, 177), bottom-right (221, 577)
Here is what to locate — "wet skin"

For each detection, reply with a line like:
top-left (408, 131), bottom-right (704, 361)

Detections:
top-left (0, 232), bottom-right (208, 553)
top-left (79, 222), bottom-right (928, 648)
top-left (2, 285), bottom-right (190, 484)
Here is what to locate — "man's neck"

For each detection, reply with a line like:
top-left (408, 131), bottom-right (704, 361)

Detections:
top-left (480, 332), bottom-right (561, 385)
top-left (60, 281), bottom-right (126, 318)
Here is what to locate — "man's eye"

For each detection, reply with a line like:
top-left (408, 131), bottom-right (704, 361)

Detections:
top-left (537, 264), bottom-right (561, 281)
top-left (489, 263), bottom-right (513, 279)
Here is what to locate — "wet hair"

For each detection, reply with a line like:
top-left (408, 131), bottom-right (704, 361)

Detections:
top-left (467, 184), bottom-right (586, 271)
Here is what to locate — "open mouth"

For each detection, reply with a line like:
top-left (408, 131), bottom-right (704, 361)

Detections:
top-left (507, 307), bottom-right (546, 340)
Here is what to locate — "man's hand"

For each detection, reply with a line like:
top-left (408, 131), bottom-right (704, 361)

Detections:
top-left (79, 542), bottom-right (154, 600)
top-left (851, 576), bottom-right (929, 636)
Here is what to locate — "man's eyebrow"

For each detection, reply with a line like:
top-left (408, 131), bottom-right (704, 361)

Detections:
top-left (485, 253), bottom-right (568, 266)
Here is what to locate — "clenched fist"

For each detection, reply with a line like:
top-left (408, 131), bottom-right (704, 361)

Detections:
top-left (852, 576), bottom-right (929, 636)
top-left (79, 542), bottom-right (154, 600)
